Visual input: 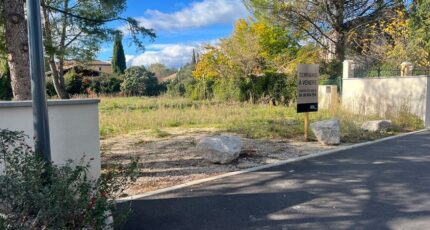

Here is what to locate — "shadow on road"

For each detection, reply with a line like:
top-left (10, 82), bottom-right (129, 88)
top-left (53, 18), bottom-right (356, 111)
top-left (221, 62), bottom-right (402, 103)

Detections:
top-left (120, 131), bottom-right (430, 230)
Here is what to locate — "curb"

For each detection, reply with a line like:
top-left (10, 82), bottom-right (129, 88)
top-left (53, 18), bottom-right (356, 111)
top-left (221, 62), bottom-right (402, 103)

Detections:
top-left (116, 129), bottom-right (428, 203)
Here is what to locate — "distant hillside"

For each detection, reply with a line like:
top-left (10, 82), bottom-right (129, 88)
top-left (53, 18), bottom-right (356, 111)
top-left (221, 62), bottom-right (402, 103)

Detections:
top-left (160, 73), bottom-right (178, 82)
top-left (148, 63), bottom-right (177, 81)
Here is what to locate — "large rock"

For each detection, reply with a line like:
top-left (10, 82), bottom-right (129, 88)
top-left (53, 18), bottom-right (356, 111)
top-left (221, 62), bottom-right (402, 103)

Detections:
top-left (361, 120), bottom-right (392, 132)
top-left (310, 119), bottom-right (341, 145)
top-left (197, 135), bottom-right (242, 164)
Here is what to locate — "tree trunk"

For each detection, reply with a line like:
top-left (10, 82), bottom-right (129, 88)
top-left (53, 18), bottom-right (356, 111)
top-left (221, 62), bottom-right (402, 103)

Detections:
top-left (333, 1), bottom-right (346, 63)
top-left (47, 57), bottom-right (69, 99)
top-left (42, 2), bottom-right (69, 99)
top-left (333, 30), bottom-right (346, 63)
top-left (2, 0), bottom-right (31, 100)
top-left (330, 31), bottom-right (346, 79)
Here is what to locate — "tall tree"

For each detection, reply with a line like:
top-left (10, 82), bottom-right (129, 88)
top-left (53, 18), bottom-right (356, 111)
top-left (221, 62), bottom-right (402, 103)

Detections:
top-left (1, 0), bottom-right (31, 100)
top-left (112, 31), bottom-right (127, 75)
top-left (410, 0), bottom-right (430, 67)
top-left (193, 19), bottom-right (301, 79)
top-left (0, 0), bottom-right (155, 99)
top-left (41, 0), bottom-right (155, 99)
top-left (243, 0), bottom-right (403, 63)
top-left (192, 49), bottom-right (197, 65)
top-left (349, 7), bottom-right (412, 67)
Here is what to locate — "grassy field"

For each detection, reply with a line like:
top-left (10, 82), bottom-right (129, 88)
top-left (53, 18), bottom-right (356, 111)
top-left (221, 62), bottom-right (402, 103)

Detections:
top-left (99, 96), bottom-right (424, 143)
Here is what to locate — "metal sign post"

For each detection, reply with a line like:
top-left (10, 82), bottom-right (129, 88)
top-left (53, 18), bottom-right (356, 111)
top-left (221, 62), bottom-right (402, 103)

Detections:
top-left (27, 0), bottom-right (51, 161)
top-left (297, 64), bottom-right (319, 141)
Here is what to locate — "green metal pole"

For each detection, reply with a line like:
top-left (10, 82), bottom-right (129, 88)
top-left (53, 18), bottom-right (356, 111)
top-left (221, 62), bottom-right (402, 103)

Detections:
top-left (27, 0), bottom-right (51, 161)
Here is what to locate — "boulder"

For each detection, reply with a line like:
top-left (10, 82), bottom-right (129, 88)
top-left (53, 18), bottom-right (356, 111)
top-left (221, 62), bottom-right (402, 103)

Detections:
top-left (310, 119), bottom-right (341, 145)
top-left (197, 135), bottom-right (242, 164)
top-left (361, 120), bottom-right (392, 132)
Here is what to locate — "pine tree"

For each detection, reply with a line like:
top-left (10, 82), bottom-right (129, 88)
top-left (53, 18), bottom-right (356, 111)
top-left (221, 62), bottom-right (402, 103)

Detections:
top-left (192, 49), bottom-right (197, 65)
top-left (112, 32), bottom-right (127, 75)
top-left (245, 0), bottom-right (402, 63)
top-left (1, 0), bottom-right (155, 99)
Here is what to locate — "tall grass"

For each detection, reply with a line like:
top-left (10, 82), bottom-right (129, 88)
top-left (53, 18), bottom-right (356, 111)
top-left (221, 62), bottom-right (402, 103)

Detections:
top-left (99, 97), bottom-right (295, 137)
top-left (99, 96), bottom-right (423, 142)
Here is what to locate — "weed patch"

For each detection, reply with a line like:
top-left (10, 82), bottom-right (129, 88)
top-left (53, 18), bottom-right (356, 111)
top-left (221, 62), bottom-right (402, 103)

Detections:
top-left (99, 96), bottom-right (422, 142)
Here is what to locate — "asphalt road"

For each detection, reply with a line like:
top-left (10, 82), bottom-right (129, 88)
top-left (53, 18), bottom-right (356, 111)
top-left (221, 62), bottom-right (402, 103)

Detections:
top-left (122, 130), bottom-right (430, 230)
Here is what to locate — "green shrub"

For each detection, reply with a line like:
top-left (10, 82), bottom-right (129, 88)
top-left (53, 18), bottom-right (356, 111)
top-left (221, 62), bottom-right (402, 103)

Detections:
top-left (0, 129), bottom-right (138, 229)
top-left (0, 74), bottom-right (12, 100)
top-left (45, 78), bottom-right (57, 97)
top-left (166, 81), bottom-right (186, 97)
top-left (64, 70), bottom-right (124, 96)
top-left (0, 60), bottom-right (12, 100)
top-left (168, 68), bottom-right (296, 105)
top-left (264, 72), bottom-right (296, 105)
top-left (121, 66), bottom-right (161, 96)
top-left (166, 63), bottom-right (196, 97)
top-left (213, 77), bottom-right (241, 101)
top-left (89, 76), bottom-right (123, 95)
top-left (104, 77), bottom-right (123, 94)
top-left (320, 60), bottom-right (342, 80)
top-left (238, 73), bottom-right (296, 105)
top-left (187, 78), bottom-right (215, 100)
top-left (391, 110), bottom-right (425, 131)
top-left (64, 69), bottom-right (87, 95)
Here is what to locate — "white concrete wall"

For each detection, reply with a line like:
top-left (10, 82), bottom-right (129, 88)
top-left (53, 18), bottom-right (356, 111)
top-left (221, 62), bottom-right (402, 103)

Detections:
top-left (427, 79), bottom-right (430, 128)
top-left (0, 99), bottom-right (100, 179)
top-left (342, 77), bottom-right (430, 127)
top-left (319, 85), bottom-right (339, 110)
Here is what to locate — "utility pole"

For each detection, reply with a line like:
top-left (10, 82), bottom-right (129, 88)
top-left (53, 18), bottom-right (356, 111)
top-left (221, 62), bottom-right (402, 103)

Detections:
top-left (27, 0), bottom-right (51, 161)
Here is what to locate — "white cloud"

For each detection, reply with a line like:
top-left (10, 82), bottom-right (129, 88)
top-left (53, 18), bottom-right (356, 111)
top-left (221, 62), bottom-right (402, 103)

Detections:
top-left (127, 40), bottom-right (220, 68)
top-left (125, 55), bottom-right (135, 63)
top-left (127, 44), bottom-right (196, 68)
top-left (137, 0), bottom-right (249, 31)
top-left (99, 47), bottom-right (111, 53)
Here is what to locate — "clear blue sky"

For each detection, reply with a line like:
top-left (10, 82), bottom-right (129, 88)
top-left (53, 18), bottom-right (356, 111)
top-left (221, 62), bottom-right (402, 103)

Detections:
top-left (97, 0), bottom-right (250, 68)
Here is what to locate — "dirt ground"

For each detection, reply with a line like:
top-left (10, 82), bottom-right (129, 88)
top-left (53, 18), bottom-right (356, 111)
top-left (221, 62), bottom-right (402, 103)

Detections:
top-left (101, 128), bottom-right (338, 196)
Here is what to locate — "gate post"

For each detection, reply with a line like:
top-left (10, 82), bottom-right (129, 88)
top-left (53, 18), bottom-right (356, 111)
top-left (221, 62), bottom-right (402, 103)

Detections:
top-left (343, 60), bottom-right (354, 79)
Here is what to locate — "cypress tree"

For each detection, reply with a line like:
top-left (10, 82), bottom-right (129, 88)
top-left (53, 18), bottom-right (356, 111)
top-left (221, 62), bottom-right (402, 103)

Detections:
top-left (192, 49), bottom-right (197, 65)
top-left (112, 32), bottom-right (127, 75)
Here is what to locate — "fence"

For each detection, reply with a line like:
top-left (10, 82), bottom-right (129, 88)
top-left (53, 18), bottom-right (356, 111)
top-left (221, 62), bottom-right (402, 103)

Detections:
top-left (342, 60), bottom-right (430, 128)
top-left (320, 77), bottom-right (342, 93)
top-left (354, 65), bottom-right (430, 78)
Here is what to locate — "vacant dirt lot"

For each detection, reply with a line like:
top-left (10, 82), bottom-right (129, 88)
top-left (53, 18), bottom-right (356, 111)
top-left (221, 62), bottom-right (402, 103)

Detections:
top-left (101, 128), bottom-right (340, 196)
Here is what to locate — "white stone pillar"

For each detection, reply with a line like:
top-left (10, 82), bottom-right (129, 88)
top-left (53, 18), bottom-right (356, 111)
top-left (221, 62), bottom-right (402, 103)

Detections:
top-left (400, 62), bottom-right (413, 77)
top-left (343, 60), bottom-right (354, 79)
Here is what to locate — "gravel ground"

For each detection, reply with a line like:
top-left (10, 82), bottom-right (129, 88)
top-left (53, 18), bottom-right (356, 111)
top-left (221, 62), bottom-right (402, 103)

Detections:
top-left (101, 128), bottom-right (339, 196)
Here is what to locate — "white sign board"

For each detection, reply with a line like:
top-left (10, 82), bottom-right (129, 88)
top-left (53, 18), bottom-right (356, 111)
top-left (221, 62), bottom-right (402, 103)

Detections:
top-left (297, 64), bottom-right (319, 113)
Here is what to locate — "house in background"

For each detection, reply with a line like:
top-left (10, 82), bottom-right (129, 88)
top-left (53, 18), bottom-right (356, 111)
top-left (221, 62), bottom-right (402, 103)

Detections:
top-left (46, 60), bottom-right (113, 77)
top-left (79, 60), bottom-right (113, 75)
top-left (160, 73), bottom-right (178, 82)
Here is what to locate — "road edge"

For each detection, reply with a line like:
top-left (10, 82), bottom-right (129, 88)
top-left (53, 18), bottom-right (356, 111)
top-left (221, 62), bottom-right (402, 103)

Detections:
top-left (116, 129), bottom-right (428, 203)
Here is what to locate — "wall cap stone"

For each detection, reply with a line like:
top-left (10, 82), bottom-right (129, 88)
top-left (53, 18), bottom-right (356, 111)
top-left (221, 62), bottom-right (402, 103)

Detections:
top-left (343, 76), bottom-right (430, 80)
top-left (0, 99), bottom-right (100, 108)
